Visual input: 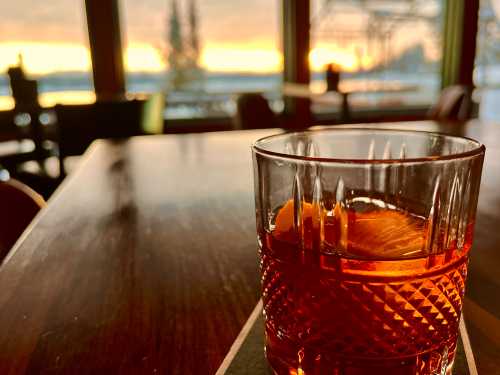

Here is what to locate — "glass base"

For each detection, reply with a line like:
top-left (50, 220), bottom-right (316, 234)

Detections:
top-left (266, 344), bottom-right (455, 375)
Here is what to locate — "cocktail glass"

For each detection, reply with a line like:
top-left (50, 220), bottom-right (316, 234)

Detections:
top-left (252, 129), bottom-right (484, 375)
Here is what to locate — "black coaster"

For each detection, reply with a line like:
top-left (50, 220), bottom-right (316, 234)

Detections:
top-left (216, 301), bottom-right (476, 375)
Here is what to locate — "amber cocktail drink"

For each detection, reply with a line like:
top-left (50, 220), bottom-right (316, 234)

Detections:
top-left (252, 129), bottom-right (484, 374)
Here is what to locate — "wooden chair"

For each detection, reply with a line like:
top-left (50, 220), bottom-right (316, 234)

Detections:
top-left (0, 177), bottom-right (45, 261)
top-left (7, 66), bottom-right (45, 153)
top-left (428, 85), bottom-right (472, 121)
top-left (234, 93), bottom-right (279, 130)
top-left (3, 68), bottom-right (57, 198)
top-left (55, 95), bottom-right (164, 177)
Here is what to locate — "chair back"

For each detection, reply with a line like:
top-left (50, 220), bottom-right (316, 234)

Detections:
top-left (7, 67), bottom-right (39, 113)
top-left (55, 96), bottom-right (164, 176)
top-left (0, 178), bottom-right (45, 261)
top-left (428, 85), bottom-right (471, 121)
top-left (7, 66), bottom-right (49, 168)
top-left (234, 93), bottom-right (279, 130)
top-left (55, 104), bottom-right (97, 160)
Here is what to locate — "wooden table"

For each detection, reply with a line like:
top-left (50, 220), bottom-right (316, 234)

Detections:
top-left (0, 121), bottom-right (499, 374)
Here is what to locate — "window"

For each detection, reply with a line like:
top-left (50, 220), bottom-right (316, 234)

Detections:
top-left (475, 0), bottom-right (500, 121)
top-left (310, 0), bottom-right (444, 116)
top-left (0, 0), bottom-right (93, 110)
top-left (122, 0), bottom-right (283, 120)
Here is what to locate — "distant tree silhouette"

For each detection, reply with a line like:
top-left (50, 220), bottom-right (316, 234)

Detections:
top-left (165, 0), bottom-right (203, 90)
top-left (188, 0), bottom-right (200, 65)
top-left (167, 0), bottom-right (187, 89)
top-left (186, 0), bottom-right (204, 87)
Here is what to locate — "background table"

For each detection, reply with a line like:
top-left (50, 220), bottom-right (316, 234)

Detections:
top-left (282, 82), bottom-right (418, 121)
top-left (0, 121), bottom-right (498, 374)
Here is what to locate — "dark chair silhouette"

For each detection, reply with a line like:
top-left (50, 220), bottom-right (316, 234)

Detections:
top-left (234, 93), bottom-right (279, 130)
top-left (428, 85), bottom-right (472, 121)
top-left (7, 68), bottom-right (39, 113)
top-left (0, 177), bottom-right (45, 261)
top-left (7, 66), bottom-right (43, 143)
top-left (55, 95), bottom-right (164, 177)
top-left (5, 67), bottom-right (56, 198)
top-left (7, 66), bottom-right (45, 153)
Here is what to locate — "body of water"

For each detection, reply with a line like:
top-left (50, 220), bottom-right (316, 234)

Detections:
top-left (0, 68), bottom-right (498, 121)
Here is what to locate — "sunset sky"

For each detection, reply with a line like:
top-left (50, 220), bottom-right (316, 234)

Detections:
top-left (2, 0), bottom-right (493, 75)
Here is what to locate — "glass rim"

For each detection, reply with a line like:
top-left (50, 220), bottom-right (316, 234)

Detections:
top-left (252, 128), bottom-right (485, 164)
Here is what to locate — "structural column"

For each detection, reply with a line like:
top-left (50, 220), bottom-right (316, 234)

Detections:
top-left (441, 0), bottom-right (480, 88)
top-left (282, 0), bottom-right (311, 128)
top-left (85, 0), bottom-right (126, 100)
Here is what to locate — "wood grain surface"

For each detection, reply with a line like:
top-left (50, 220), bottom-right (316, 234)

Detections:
top-left (0, 121), bottom-right (498, 374)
